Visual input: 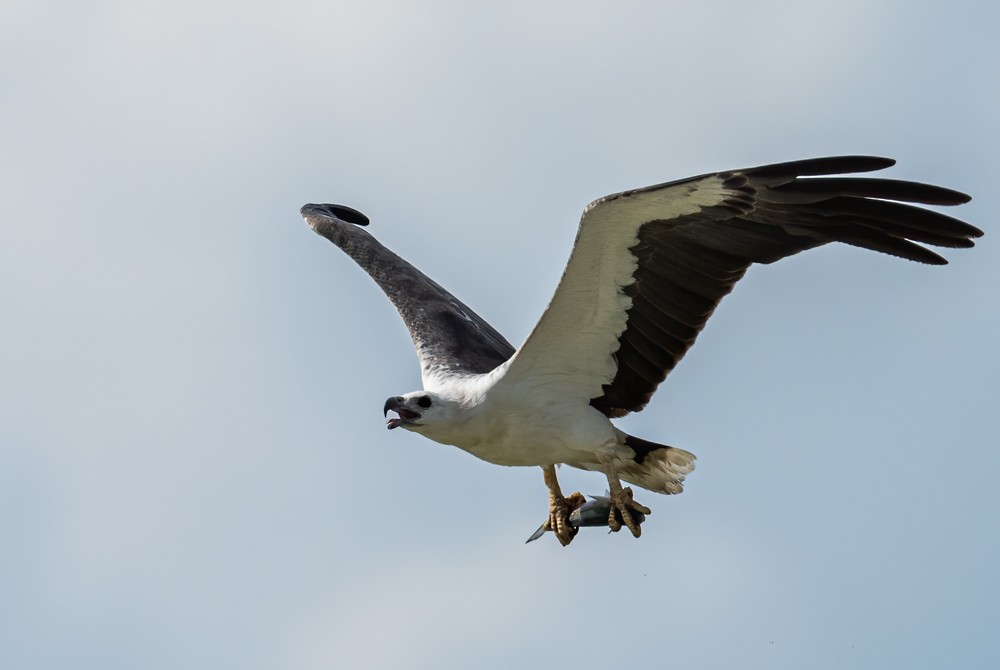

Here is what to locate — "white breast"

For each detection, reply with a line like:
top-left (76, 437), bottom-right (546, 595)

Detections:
top-left (418, 369), bottom-right (620, 467)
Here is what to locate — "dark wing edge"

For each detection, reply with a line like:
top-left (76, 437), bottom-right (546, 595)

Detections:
top-left (301, 204), bottom-right (515, 378)
top-left (590, 156), bottom-right (982, 418)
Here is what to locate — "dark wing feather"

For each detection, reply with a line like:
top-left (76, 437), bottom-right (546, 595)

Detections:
top-left (302, 204), bottom-right (515, 377)
top-left (590, 157), bottom-right (981, 418)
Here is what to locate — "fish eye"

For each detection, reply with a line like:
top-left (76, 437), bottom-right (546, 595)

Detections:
top-left (416, 396), bottom-right (432, 409)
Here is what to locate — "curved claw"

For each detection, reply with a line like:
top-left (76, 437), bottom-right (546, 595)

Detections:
top-left (547, 491), bottom-right (586, 546)
top-left (607, 487), bottom-right (651, 538)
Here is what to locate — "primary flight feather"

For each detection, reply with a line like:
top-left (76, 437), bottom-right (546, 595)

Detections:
top-left (301, 156), bottom-right (981, 546)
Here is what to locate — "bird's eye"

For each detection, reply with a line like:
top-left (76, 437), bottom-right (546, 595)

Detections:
top-left (416, 396), bottom-right (432, 409)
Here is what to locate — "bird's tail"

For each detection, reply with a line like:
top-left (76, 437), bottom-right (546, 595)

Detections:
top-left (618, 433), bottom-right (696, 495)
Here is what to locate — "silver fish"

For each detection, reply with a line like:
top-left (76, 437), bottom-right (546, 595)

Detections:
top-left (525, 492), bottom-right (647, 543)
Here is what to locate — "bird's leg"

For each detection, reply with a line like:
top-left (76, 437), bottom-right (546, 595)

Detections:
top-left (541, 465), bottom-right (585, 547)
top-left (603, 460), bottom-right (652, 538)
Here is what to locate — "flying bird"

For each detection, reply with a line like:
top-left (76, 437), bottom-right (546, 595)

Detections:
top-left (301, 156), bottom-right (981, 546)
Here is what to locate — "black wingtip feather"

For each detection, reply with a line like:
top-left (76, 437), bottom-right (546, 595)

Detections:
top-left (770, 178), bottom-right (973, 207)
top-left (300, 203), bottom-right (370, 226)
top-left (746, 156), bottom-right (896, 179)
top-left (829, 228), bottom-right (951, 265)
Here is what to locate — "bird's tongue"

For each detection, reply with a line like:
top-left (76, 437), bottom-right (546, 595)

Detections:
top-left (386, 408), bottom-right (420, 429)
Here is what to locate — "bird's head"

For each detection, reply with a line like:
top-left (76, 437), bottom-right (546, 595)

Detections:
top-left (383, 391), bottom-right (460, 432)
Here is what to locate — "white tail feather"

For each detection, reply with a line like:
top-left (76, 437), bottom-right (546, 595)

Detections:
top-left (619, 446), bottom-right (697, 495)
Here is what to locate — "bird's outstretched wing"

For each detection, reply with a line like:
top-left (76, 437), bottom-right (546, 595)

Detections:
top-left (302, 204), bottom-right (515, 381)
top-left (494, 157), bottom-right (981, 417)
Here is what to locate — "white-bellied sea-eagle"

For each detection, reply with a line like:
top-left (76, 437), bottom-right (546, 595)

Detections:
top-left (301, 156), bottom-right (981, 546)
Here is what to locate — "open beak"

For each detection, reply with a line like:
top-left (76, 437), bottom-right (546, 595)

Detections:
top-left (383, 396), bottom-right (421, 429)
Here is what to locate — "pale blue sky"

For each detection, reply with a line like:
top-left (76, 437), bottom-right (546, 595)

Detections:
top-left (2, 1), bottom-right (998, 668)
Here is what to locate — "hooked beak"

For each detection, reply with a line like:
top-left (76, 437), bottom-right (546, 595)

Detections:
top-left (383, 396), bottom-right (421, 430)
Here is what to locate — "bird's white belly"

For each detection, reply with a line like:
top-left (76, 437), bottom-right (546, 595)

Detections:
top-left (417, 398), bottom-right (618, 467)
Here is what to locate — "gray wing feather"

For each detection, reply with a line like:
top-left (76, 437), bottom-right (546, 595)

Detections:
top-left (302, 204), bottom-right (515, 377)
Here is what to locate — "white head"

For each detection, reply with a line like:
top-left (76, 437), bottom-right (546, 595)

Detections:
top-left (382, 391), bottom-right (465, 434)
